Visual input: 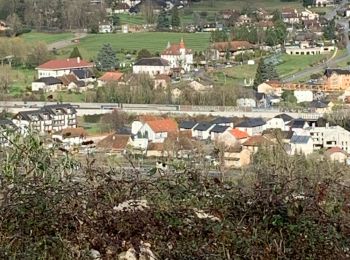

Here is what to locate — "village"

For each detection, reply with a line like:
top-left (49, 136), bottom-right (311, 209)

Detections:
top-left (2, 0), bottom-right (350, 170)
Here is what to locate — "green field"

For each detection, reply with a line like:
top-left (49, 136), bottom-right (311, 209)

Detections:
top-left (61, 32), bottom-right (211, 60)
top-left (276, 54), bottom-right (330, 78)
top-left (187, 0), bottom-right (302, 12)
top-left (9, 68), bottom-right (36, 97)
top-left (20, 32), bottom-right (74, 44)
top-left (118, 14), bottom-right (146, 25)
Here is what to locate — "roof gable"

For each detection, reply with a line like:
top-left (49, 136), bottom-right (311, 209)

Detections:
top-left (146, 119), bottom-right (178, 133)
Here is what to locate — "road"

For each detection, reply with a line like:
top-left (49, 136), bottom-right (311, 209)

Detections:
top-left (283, 0), bottom-right (349, 83)
top-left (0, 101), bottom-right (323, 120)
top-left (48, 32), bottom-right (87, 51)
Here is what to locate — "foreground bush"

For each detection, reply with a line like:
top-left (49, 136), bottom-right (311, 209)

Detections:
top-left (0, 135), bottom-right (350, 259)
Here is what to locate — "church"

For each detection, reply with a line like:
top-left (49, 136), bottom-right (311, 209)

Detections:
top-left (161, 39), bottom-right (193, 72)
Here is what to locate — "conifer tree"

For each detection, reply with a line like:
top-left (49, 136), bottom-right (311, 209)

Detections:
top-left (171, 8), bottom-right (181, 28)
top-left (157, 10), bottom-right (170, 31)
top-left (69, 47), bottom-right (83, 59)
top-left (96, 43), bottom-right (118, 71)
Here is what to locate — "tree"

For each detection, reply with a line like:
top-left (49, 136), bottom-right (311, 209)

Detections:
top-left (69, 47), bottom-right (83, 59)
top-left (136, 49), bottom-right (152, 60)
top-left (96, 43), bottom-right (118, 71)
top-left (0, 65), bottom-right (12, 93)
top-left (254, 58), bottom-right (279, 88)
top-left (111, 14), bottom-right (120, 26)
top-left (141, 0), bottom-right (155, 24)
top-left (323, 19), bottom-right (336, 40)
top-left (101, 109), bottom-right (128, 132)
top-left (157, 10), bottom-right (170, 31)
top-left (171, 7), bottom-right (181, 28)
top-left (27, 42), bottom-right (51, 68)
top-left (281, 90), bottom-right (297, 104)
top-left (5, 13), bottom-right (22, 36)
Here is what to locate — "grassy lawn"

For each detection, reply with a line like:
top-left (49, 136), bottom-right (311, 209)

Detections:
top-left (219, 64), bottom-right (258, 86)
top-left (187, 0), bottom-right (302, 12)
top-left (9, 68), bottom-right (36, 97)
top-left (276, 54), bottom-right (330, 78)
top-left (118, 14), bottom-right (145, 25)
top-left (20, 32), bottom-right (74, 44)
top-left (46, 91), bottom-right (96, 103)
top-left (60, 32), bottom-right (211, 60)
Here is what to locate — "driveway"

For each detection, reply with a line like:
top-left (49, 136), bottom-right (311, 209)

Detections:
top-left (48, 32), bottom-right (88, 51)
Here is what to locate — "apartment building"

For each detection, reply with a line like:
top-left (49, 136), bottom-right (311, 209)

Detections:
top-left (309, 124), bottom-right (350, 153)
top-left (13, 104), bottom-right (77, 134)
top-left (323, 69), bottom-right (350, 91)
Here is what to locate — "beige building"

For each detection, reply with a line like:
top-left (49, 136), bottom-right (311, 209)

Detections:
top-left (323, 69), bottom-right (350, 91)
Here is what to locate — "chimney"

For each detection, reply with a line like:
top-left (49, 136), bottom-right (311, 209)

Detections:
top-left (326, 123), bottom-right (329, 128)
top-left (77, 57), bottom-right (80, 63)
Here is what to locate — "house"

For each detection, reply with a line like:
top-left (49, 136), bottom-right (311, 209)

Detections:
top-left (301, 9), bottom-right (319, 20)
top-left (294, 90), bottom-right (313, 103)
top-left (71, 69), bottom-right (95, 83)
top-left (310, 124), bottom-right (350, 153)
top-left (0, 20), bottom-right (9, 31)
top-left (189, 80), bottom-right (213, 91)
top-left (58, 74), bottom-right (87, 92)
top-left (146, 142), bottom-right (165, 157)
top-left (236, 98), bottom-right (256, 108)
top-left (13, 104), bottom-right (77, 134)
top-left (211, 117), bottom-right (234, 128)
top-left (266, 114), bottom-right (294, 131)
top-left (160, 39), bottom-right (193, 72)
top-left (323, 69), bottom-right (350, 91)
top-left (210, 125), bottom-right (231, 140)
top-left (289, 135), bottom-right (314, 155)
top-left (242, 135), bottom-right (273, 153)
top-left (52, 127), bottom-right (87, 148)
top-left (287, 119), bottom-right (309, 134)
top-left (313, 0), bottom-right (334, 7)
top-left (179, 120), bottom-right (198, 132)
top-left (132, 57), bottom-right (171, 77)
top-left (223, 145), bottom-right (252, 168)
top-left (285, 41), bottom-right (335, 55)
top-left (137, 118), bottom-right (178, 143)
top-left (0, 119), bottom-right (17, 147)
top-left (36, 57), bottom-right (93, 78)
top-left (131, 115), bottom-right (163, 135)
top-left (281, 8), bottom-right (300, 24)
top-left (99, 22), bottom-right (113, 33)
top-left (257, 81), bottom-right (283, 96)
top-left (154, 74), bottom-right (171, 89)
top-left (308, 100), bottom-right (334, 113)
top-left (217, 128), bottom-right (249, 147)
top-left (113, 2), bottom-right (130, 13)
top-left (98, 71), bottom-right (124, 86)
top-left (31, 77), bottom-right (63, 92)
top-left (212, 41), bottom-right (255, 59)
top-left (324, 147), bottom-right (348, 163)
top-left (236, 118), bottom-right (266, 136)
top-left (97, 133), bottom-right (132, 153)
top-left (262, 129), bottom-right (294, 144)
top-left (192, 122), bottom-right (215, 140)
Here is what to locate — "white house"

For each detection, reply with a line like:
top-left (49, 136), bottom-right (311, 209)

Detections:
top-left (324, 147), bottom-right (348, 163)
top-left (136, 118), bottom-right (178, 143)
top-left (310, 124), bottom-right (350, 153)
top-left (294, 90), bottom-right (313, 103)
top-left (161, 39), bottom-right (193, 72)
top-left (266, 114), bottom-right (294, 131)
top-left (132, 57), bottom-right (171, 77)
top-left (36, 57), bottom-right (94, 78)
top-left (287, 119), bottom-right (310, 135)
top-left (99, 22), bottom-right (113, 33)
top-left (290, 135), bottom-right (314, 155)
top-left (236, 98), bottom-right (256, 108)
top-left (285, 42), bottom-right (335, 56)
top-left (192, 122), bottom-right (215, 140)
top-left (236, 118), bottom-right (266, 136)
top-left (313, 0), bottom-right (334, 7)
top-left (31, 77), bottom-right (63, 92)
top-left (210, 125), bottom-right (231, 141)
top-left (52, 127), bottom-right (87, 148)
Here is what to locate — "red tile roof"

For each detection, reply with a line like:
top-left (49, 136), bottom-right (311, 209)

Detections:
top-left (324, 147), bottom-right (348, 156)
top-left (146, 118), bottom-right (178, 133)
top-left (162, 39), bottom-right (192, 55)
top-left (37, 58), bottom-right (93, 70)
top-left (99, 71), bottom-right (124, 82)
top-left (230, 129), bottom-right (249, 139)
top-left (97, 134), bottom-right (130, 151)
top-left (212, 41), bottom-right (254, 52)
top-left (242, 136), bottom-right (273, 147)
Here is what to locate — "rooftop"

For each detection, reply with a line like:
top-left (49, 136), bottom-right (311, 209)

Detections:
top-left (37, 58), bottom-right (93, 70)
top-left (236, 118), bottom-right (265, 128)
top-left (134, 57), bottom-right (169, 67)
top-left (146, 119), bottom-right (178, 133)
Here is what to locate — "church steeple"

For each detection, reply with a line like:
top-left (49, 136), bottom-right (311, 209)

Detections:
top-left (179, 38), bottom-right (185, 49)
